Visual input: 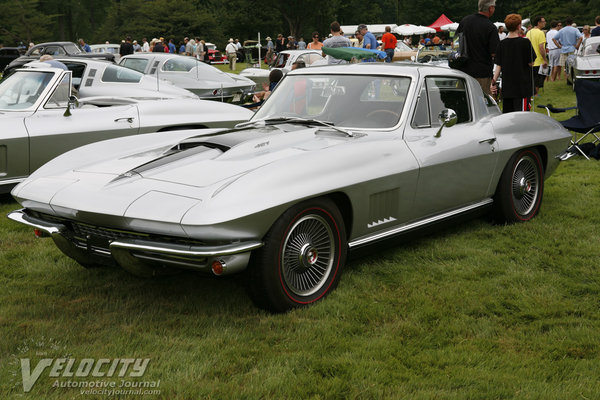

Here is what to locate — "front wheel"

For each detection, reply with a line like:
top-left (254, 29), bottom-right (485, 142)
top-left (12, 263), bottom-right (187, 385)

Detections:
top-left (493, 149), bottom-right (544, 223)
top-left (247, 197), bottom-right (347, 312)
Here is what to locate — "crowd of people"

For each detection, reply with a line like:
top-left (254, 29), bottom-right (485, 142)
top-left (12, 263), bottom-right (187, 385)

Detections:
top-left (46, 0), bottom-right (598, 113)
top-left (457, 0), bottom-right (597, 114)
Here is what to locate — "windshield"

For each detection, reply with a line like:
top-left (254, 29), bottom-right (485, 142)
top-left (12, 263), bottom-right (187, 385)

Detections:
top-left (417, 49), bottom-right (452, 63)
top-left (161, 56), bottom-right (226, 75)
top-left (253, 74), bottom-right (411, 129)
top-left (0, 70), bottom-right (54, 110)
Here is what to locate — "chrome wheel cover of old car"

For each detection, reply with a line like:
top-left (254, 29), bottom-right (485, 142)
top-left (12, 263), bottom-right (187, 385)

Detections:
top-left (281, 214), bottom-right (335, 296)
top-left (511, 155), bottom-right (539, 216)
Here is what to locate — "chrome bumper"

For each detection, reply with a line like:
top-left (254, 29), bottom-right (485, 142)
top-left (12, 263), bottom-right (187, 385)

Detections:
top-left (7, 209), bottom-right (262, 275)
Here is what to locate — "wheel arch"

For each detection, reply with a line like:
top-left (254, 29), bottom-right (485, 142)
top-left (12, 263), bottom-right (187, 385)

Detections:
top-left (324, 191), bottom-right (353, 241)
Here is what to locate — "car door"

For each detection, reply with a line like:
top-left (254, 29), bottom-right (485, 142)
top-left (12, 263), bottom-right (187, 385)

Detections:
top-left (404, 75), bottom-right (499, 219)
top-left (24, 72), bottom-right (141, 173)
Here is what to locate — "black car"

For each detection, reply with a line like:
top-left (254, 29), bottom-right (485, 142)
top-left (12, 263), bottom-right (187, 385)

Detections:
top-left (3, 41), bottom-right (115, 77)
top-left (0, 47), bottom-right (23, 70)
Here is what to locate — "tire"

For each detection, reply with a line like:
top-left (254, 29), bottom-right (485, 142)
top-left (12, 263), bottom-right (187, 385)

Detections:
top-left (247, 197), bottom-right (347, 312)
top-left (493, 149), bottom-right (544, 223)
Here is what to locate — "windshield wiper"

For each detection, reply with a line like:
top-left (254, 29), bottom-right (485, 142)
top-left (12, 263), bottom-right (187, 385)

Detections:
top-left (236, 117), bottom-right (354, 137)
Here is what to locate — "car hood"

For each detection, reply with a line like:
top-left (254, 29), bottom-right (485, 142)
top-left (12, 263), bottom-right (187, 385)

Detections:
top-left (14, 125), bottom-right (354, 218)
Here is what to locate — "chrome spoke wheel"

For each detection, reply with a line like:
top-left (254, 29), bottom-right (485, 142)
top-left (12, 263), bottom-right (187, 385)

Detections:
top-left (281, 214), bottom-right (335, 297)
top-left (511, 155), bottom-right (540, 216)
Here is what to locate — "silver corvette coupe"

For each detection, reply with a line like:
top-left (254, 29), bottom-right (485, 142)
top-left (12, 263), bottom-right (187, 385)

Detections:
top-left (566, 36), bottom-right (600, 87)
top-left (0, 67), bottom-right (253, 193)
top-left (119, 53), bottom-right (255, 103)
top-left (27, 58), bottom-right (198, 100)
top-left (9, 64), bottom-right (571, 312)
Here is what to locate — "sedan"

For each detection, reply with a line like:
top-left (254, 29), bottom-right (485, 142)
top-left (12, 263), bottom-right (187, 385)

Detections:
top-left (566, 36), bottom-right (600, 87)
top-left (9, 64), bottom-right (571, 312)
top-left (0, 67), bottom-right (253, 193)
top-left (119, 53), bottom-right (255, 103)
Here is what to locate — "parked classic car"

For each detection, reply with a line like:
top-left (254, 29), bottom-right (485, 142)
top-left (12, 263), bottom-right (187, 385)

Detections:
top-left (9, 64), bottom-right (571, 312)
top-left (0, 67), bottom-right (253, 193)
top-left (0, 47), bottom-right (23, 70)
top-left (26, 58), bottom-right (198, 100)
top-left (566, 36), bottom-right (600, 87)
top-left (203, 42), bottom-right (228, 64)
top-left (89, 43), bottom-right (121, 62)
top-left (3, 42), bottom-right (115, 77)
top-left (393, 41), bottom-right (418, 62)
top-left (119, 53), bottom-right (255, 103)
top-left (240, 49), bottom-right (324, 85)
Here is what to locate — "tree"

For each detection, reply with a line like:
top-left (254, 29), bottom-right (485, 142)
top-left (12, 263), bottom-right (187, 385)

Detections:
top-left (0, 0), bottom-right (56, 45)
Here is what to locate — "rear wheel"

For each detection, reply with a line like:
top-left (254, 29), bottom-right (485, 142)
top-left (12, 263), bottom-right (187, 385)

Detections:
top-left (494, 149), bottom-right (544, 223)
top-left (247, 197), bottom-right (347, 312)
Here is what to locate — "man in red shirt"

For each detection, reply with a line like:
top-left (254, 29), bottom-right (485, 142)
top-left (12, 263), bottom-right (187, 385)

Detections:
top-left (381, 26), bottom-right (397, 62)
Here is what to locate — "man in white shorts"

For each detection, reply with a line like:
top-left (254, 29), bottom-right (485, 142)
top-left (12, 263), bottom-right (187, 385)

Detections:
top-left (546, 20), bottom-right (562, 81)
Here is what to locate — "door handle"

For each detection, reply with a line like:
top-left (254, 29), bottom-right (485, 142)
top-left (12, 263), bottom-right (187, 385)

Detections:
top-left (478, 138), bottom-right (496, 144)
top-left (114, 117), bottom-right (134, 123)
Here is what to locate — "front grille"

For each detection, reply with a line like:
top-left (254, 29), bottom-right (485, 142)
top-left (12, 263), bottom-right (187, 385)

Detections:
top-left (30, 211), bottom-right (206, 254)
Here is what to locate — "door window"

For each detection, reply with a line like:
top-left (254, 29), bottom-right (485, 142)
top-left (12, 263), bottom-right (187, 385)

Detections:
top-left (412, 76), bottom-right (471, 128)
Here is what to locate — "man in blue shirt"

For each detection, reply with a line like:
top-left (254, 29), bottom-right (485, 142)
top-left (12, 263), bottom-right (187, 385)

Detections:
top-left (358, 24), bottom-right (378, 62)
top-left (78, 38), bottom-right (91, 52)
top-left (552, 16), bottom-right (583, 80)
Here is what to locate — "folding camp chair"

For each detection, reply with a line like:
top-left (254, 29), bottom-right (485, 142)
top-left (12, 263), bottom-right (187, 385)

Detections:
top-left (538, 79), bottom-right (600, 160)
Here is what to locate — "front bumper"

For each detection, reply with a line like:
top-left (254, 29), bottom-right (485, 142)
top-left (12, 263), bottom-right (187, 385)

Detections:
top-left (8, 209), bottom-right (263, 275)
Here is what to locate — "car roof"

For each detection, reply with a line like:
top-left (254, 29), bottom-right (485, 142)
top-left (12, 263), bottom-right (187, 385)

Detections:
top-left (53, 57), bottom-right (114, 66)
top-left (286, 62), bottom-right (460, 79)
top-left (583, 36), bottom-right (600, 44)
top-left (30, 42), bottom-right (77, 47)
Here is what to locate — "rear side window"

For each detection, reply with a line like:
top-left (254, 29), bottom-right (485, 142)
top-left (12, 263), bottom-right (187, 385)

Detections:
top-left (120, 58), bottom-right (149, 73)
top-left (412, 76), bottom-right (471, 128)
top-left (101, 65), bottom-right (143, 83)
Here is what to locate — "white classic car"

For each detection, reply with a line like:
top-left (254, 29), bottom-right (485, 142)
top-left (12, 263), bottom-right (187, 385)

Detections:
top-left (27, 58), bottom-right (198, 100)
top-left (566, 36), bottom-right (600, 87)
top-left (119, 53), bottom-right (255, 103)
top-left (0, 67), bottom-right (253, 193)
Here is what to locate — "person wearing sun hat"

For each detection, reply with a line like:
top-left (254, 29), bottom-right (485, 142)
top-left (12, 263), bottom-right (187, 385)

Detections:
top-left (225, 38), bottom-right (238, 70)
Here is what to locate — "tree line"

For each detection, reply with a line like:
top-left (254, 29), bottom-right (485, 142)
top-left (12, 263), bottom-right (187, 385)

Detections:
top-left (1, 0), bottom-right (598, 50)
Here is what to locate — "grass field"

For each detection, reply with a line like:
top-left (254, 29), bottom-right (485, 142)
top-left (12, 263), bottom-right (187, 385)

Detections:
top-left (2, 78), bottom-right (599, 399)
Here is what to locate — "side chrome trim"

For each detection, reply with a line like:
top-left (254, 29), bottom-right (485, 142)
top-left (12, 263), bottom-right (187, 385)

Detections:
top-left (7, 209), bottom-right (65, 235)
top-left (1, 178), bottom-right (26, 186)
top-left (348, 199), bottom-right (494, 248)
top-left (110, 238), bottom-right (264, 258)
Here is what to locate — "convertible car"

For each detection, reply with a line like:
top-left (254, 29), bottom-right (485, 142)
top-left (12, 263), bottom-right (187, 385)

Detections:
top-left (566, 36), bottom-right (600, 87)
top-left (9, 64), bottom-right (571, 312)
top-left (0, 67), bottom-right (253, 192)
top-left (26, 58), bottom-right (197, 100)
top-left (118, 53), bottom-right (255, 103)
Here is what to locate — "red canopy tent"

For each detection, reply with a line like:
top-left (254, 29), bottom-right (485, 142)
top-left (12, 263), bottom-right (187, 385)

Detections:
top-left (428, 14), bottom-right (454, 32)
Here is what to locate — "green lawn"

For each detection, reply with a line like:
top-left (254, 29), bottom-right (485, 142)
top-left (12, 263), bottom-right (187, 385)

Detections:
top-left (2, 79), bottom-right (599, 399)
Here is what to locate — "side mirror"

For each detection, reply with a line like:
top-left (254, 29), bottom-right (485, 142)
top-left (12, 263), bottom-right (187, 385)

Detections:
top-left (63, 95), bottom-right (78, 117)
top-left (434, 108), bottom-right (457, 138)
